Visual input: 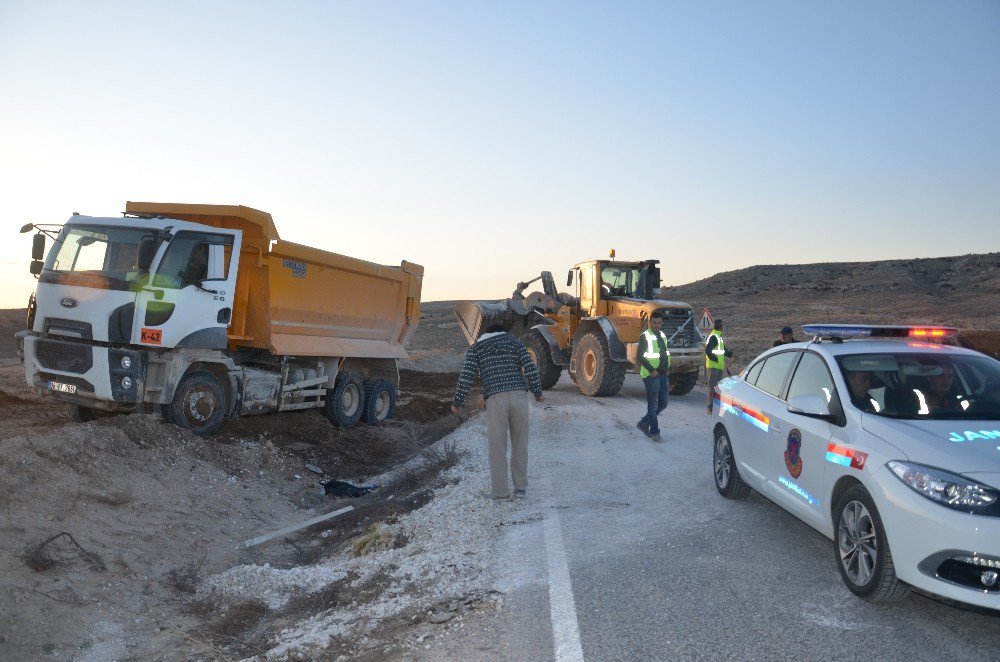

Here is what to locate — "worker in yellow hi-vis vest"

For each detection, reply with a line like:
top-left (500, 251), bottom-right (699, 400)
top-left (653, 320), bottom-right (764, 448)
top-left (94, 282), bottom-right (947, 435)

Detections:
top-left (636, 310), bottom-right (670, 441)
top-left (705, 319), bottom-right (734, 414)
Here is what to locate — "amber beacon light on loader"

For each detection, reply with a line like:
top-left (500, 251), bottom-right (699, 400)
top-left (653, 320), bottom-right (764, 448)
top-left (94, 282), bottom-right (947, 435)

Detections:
top-left (454, 252), bottom-right (704, 397)
top-left (17, 202), bottom-right (423, 436)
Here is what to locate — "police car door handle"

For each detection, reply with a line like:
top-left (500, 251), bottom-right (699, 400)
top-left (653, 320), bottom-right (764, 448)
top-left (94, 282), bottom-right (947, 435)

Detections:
top-left (770, 420), bottom-right (782, 433)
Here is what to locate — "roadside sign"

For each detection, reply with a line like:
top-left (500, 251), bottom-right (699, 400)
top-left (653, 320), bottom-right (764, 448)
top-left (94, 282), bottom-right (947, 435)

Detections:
top-left (697, 307), bottom-right (714, 331)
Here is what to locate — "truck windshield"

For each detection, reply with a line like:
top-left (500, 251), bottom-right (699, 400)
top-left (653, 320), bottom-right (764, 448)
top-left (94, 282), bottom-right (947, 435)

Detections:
top-left (835, 352), bottom-right (1000, 420)
top-left (44, 225), bottom-right (160, 288)
top-left (601, 265), bottom-right (645, 298)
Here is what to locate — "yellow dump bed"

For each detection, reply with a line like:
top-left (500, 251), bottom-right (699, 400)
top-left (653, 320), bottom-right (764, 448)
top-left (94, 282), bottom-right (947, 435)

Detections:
top-left (125, 202), bottom-right (423, 359)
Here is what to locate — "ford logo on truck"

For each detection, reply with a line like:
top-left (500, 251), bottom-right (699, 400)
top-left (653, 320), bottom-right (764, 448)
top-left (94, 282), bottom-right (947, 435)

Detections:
top-left (60, 297), bottom-right (78, 308)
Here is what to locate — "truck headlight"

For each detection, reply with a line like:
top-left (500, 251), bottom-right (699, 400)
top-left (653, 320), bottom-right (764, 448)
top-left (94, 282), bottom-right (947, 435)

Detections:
top-left (121, 376), bottom-right (133, 390)
top-left (121, 356), bottom-right (132, 370)
top-left (888, 461), bottom-right (997, 511)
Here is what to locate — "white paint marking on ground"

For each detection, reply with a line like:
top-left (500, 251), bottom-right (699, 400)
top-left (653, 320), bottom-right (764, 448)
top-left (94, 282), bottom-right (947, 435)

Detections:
top-left (543, 508), bottom-right (585, 662)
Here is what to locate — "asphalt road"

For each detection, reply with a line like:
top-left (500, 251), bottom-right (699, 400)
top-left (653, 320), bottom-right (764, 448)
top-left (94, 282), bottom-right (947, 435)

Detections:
top-left (423, 373), bottom-right (1000, 662)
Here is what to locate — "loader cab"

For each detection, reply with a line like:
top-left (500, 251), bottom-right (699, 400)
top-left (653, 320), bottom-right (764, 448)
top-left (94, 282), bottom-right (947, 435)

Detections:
top-left (572, 259), bottom-right (660, 315)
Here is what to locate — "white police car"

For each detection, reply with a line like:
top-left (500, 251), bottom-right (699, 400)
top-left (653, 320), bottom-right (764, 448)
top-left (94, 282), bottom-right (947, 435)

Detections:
top-left (711, 324), bottom-right (1000, 609)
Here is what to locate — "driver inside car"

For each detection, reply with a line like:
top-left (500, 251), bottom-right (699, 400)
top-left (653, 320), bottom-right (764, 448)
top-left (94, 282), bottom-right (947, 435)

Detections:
top-left (846, 369), bottom-right (879, 412)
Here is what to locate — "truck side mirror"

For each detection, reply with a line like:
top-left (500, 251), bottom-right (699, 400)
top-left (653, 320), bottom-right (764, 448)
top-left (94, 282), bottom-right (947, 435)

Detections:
top-left (566, 270), bottom-right (574, 287)
top-left (31, 234), bottom-right (46, 261)
top-left (29, 260), bottom-right (43, 275)
top-left (137, 237), bottom-right (157, 272)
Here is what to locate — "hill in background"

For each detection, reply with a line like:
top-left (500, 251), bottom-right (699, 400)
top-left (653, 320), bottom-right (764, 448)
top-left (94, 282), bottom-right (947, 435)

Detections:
top-left (661, 252), bottom-right (1000, 367)
top-left (2, 252), bottom-right (998, 369)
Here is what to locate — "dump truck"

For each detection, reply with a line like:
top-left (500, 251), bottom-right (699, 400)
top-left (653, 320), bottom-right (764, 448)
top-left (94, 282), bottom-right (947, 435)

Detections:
top-left (454, 257), bottom-right (703, 397)
top-left (17, 202), bottom-right (423, 436)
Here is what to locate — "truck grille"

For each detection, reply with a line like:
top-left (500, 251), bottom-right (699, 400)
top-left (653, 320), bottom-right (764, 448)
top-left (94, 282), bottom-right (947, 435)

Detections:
top-left (36, 338), bottom-right (93, 374)
top-left (662, 314), bottom-right (701, 349)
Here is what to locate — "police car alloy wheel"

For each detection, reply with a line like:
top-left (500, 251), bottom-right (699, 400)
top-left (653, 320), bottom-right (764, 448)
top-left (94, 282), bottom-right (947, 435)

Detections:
top-left (833, 485), bottom-right (907, 602)
top-left (713, 427), bottom-right (751, 499)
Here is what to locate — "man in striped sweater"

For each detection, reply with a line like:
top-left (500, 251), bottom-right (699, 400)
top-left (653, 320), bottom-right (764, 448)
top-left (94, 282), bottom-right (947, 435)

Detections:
top-left (452, 325), bottom-right (544, 500)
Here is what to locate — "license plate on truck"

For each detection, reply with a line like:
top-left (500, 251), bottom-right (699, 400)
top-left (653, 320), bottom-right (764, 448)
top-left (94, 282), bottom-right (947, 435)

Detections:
top-left (48, 381), bottom-right (76, 394)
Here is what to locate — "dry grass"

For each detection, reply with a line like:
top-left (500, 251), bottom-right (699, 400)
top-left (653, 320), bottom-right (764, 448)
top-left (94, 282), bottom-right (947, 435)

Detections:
top-left (163, 554), bottom-right (208, 594)
top-left (23, 532), bottom-right (106, 573)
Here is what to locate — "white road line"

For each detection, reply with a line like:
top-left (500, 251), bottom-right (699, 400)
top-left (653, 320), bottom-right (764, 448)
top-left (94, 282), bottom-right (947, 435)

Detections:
top-left (543, 508), bottom-right (585, 662)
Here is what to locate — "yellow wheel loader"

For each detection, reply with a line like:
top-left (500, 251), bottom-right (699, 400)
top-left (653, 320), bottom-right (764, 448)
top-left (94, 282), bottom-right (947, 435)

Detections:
top-left (454, 258), bottom-right (703, 397)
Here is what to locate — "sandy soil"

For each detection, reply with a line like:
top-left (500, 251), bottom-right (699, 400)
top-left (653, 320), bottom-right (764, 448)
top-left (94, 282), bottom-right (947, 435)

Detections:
top-left (0, 363), bottom-right (473, 660)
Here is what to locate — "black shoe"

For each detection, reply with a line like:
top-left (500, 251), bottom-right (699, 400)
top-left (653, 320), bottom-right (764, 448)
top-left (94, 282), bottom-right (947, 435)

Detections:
top-left (650, 432), bottom-right (662, 442)
top-left (637, 420), bottom-right (650, 435)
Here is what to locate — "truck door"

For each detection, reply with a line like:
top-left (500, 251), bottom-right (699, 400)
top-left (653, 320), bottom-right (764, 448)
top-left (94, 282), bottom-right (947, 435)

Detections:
top-left (134, 229), bottom-right (242, 350)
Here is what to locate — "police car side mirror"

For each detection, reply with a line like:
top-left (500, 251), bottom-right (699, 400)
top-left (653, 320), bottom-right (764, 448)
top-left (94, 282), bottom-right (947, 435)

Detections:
top-left (787, 394), bottom-right (834, 420)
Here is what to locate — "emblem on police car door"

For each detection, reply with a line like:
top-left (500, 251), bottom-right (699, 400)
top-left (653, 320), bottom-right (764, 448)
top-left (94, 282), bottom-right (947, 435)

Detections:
top-left (784, 429), bottom-right (803, 478)
top-left (60, 297), bottom-right (78, 308)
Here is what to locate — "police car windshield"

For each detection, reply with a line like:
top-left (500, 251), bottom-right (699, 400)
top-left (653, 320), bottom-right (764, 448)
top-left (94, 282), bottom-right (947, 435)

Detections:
top-left (835, 353), bottom-right (1000, 421)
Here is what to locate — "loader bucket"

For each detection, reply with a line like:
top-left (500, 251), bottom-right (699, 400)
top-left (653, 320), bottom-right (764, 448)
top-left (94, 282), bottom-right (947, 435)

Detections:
top-left (454, 301), bottom-right (518, 345)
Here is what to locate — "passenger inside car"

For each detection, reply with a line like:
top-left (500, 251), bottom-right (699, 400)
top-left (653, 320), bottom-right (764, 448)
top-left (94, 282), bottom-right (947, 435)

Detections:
top-left (925, 363), bottom-right (961, 412)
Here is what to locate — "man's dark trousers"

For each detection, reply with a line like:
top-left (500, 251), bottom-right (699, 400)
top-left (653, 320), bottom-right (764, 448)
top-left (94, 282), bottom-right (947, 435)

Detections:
top-left (640, 374), bottom-right (669, 434)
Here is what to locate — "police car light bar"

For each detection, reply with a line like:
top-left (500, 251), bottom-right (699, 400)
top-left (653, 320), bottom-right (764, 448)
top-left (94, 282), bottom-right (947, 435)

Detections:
top-left (801, 324), bottom-right (958, 341)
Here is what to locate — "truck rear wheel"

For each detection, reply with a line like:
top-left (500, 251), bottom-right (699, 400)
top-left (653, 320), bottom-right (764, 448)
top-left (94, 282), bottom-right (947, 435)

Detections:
top-left (362, 379), bottom-right (396, 425)
top-left (521, 331), bottom-right (562, 390)
top-left (669, 370), bottom-right (699, 396)
top-left (167, 370), bottom-right (226, 436)
top-left (326, 371), bottom-right (365, 428)
top-left (575, 332), bottom-right (626, 397)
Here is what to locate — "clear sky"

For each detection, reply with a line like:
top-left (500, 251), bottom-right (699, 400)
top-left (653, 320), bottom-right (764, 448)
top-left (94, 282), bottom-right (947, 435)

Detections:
top-left (2, 1), bottom-right (998, 308)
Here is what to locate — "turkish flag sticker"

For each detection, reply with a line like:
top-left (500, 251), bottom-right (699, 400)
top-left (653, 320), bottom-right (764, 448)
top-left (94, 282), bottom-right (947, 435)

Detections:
top-left (140, 328), bottom-right (162, 345)
top-left (850, 452), bottom-right (868, 470)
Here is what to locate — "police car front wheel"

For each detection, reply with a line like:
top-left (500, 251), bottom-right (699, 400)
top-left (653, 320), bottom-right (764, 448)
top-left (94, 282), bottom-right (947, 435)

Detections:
top-left (833, 485), bottom-right (908, 603)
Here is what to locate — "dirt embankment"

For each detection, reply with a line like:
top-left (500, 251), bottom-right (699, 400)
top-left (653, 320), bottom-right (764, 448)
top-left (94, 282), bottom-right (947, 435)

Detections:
top-left (0, 366), bottom-right (477, 661)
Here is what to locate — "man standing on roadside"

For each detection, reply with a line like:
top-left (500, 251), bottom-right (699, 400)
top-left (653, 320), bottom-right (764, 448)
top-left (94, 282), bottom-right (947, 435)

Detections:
top-left (705, 319), bottom-right (734, 414)
top-left (452, 324), bottom-right (543, 501)
top-left (772, 326), bottom-right (797, 347)
top-left (636, 310), bottom-right (670, 441)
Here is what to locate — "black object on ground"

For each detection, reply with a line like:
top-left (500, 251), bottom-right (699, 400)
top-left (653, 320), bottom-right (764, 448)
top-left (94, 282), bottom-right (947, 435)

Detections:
top-left (322, 479), bottom-right (378, 498)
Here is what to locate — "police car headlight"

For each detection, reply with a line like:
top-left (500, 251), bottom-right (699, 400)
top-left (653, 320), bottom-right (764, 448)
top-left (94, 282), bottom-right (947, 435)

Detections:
top-left (888, 461), bottom-right (997, 511)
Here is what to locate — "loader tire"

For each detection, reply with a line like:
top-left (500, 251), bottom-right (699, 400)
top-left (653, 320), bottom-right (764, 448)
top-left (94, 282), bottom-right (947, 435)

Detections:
top-left (362, 379), bottom-right (396, 425)
top-left (166, 370), bottom-right (226, 437)
top-left (521, 331), bottom-right (562, 390)
top-left (575, 332), bottom-right (626, 397)
top-left (325, 371), bottom-right (365, 428)
top-left (669, 370), bottom-right (699, 396)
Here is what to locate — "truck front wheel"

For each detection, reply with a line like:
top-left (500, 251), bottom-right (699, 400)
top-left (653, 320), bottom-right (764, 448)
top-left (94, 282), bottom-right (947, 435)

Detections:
top-left (521, 331), bottom-right (562, 390)
top-left (167, 370), bottom-right (226, 436)
top-left (325, 372), bottom-right (365, 428)
top-left (575, 332), bottom-right (626, 397)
